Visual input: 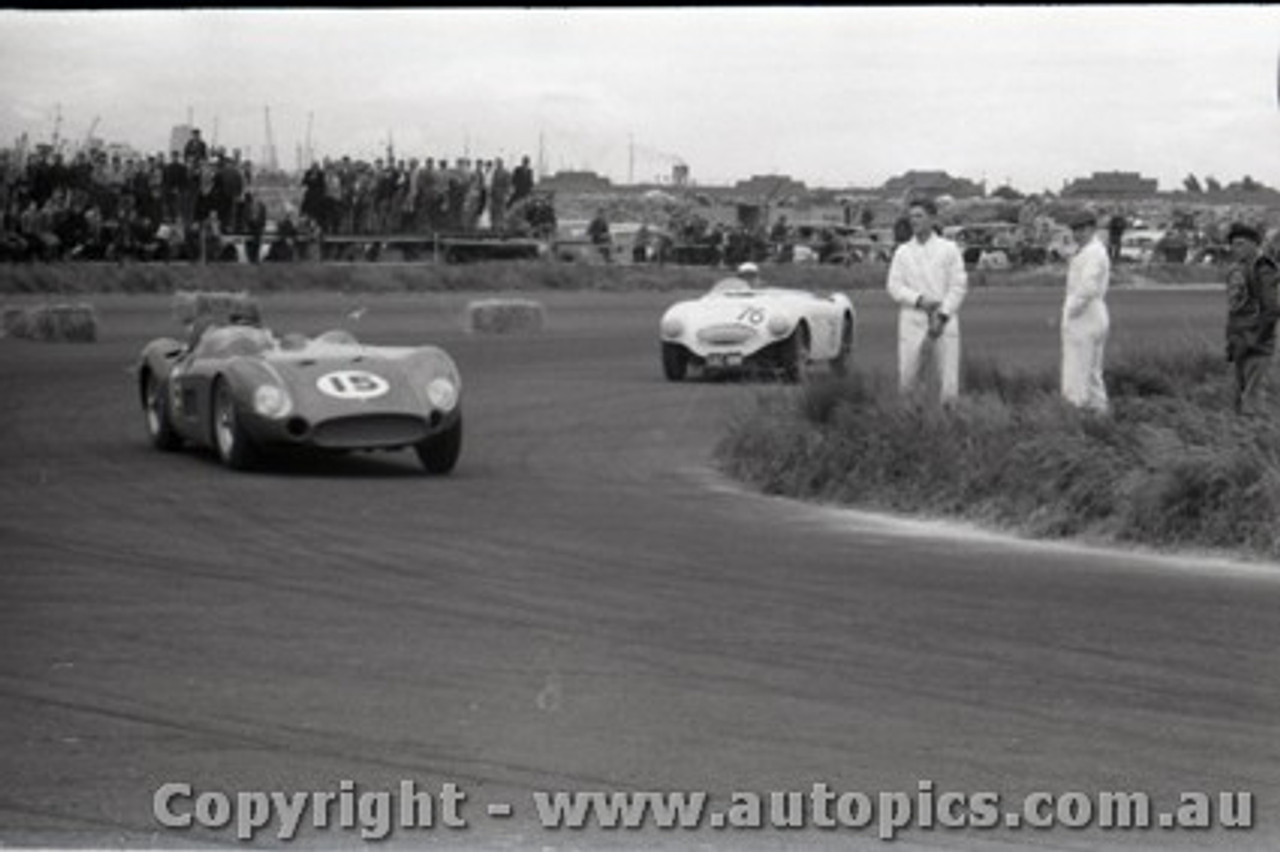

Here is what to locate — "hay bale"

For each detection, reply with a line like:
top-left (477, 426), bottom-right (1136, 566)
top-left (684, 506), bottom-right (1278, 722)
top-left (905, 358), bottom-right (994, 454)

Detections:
top-left (172, 290), bottom-right (261, 326)
top-left (2, 307), bottom-right (24, 338)
top-left (466, 298), bottom-right (546, 335)
top-left (5, 303), bottom-right (98, 342)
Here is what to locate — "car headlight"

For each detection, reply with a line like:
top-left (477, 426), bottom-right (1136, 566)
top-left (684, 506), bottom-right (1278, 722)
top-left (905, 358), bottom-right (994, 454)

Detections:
top-left (661, 316), bottom-right (684, 339)
top-left (767, 314), bottom-right (791, 337)
top-left (427, 377), bottom-right (458, 412)
top-left (253, 385), bottom-right (292, 419)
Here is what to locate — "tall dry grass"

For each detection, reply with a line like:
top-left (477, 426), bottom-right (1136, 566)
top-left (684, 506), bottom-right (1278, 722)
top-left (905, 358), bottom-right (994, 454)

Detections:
top-left (717, 344), bottom-right (1280, 559)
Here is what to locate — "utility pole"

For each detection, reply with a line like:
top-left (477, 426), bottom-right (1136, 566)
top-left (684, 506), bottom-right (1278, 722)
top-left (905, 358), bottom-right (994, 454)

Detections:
top-left (212, 115), bottom-right (220, 150)
top-left (305, 110), bottom-right (314, 166)
top-left (537, 131), bottom-right (546, 180)
top-left (263, 106), bottom-right (279, 171)
top-left (51, 103), bottom-right (62, 152)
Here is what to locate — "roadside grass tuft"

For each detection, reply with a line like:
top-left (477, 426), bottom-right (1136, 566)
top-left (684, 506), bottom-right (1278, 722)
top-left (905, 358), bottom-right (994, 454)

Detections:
top-left (0, 261), bottom-right (893, 296)
top-left (717, 343), bottom-right (1280, 559)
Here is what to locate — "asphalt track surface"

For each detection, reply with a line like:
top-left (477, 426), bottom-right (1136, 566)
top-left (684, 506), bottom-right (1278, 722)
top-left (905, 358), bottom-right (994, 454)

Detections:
top-left (1, 285), bottom-right (1277, 851)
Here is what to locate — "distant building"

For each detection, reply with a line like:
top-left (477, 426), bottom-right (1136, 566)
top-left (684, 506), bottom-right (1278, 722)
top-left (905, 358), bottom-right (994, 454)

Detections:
top-left (1222, 177), bottom-right (1275, 194)
top-left (103, 142), bottom-right (144, 163)
top-left (169, 124), bottom-right (196, 157)
top-left (672, 163), bottom-right (689, 187)
top-left (733, 174), bottom-right (808, 198)
top-left (1203, 179), bottom-right (1280, 203)
top-left (881, 170), bottom-right (984, 199)
top-left (538, 170), bottom-right (613, 193)
top-left (1061, 171), bottom-right (1159, 199)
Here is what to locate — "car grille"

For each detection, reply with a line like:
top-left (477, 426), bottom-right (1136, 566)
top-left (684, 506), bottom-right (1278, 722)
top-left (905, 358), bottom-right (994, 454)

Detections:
top-left (311, 414), bottom-right (428, 449)
top-left (696, 324), bottom-right (755, 345)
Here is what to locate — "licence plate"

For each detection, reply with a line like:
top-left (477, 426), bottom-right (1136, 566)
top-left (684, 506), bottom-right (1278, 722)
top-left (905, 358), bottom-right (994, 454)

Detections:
top-left (707, 353), bottom-right (743, 368)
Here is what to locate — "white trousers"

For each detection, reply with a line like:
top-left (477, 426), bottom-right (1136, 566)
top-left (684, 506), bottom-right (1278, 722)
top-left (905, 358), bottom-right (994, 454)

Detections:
top-left (1061, 306), bottom-right (1109, 412)
top-left (898, 309), bottom-right (960, 400)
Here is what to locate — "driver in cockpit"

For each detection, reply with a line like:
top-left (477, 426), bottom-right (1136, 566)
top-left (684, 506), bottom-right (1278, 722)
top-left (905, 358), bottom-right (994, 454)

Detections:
top-left (710, 262), bottom-right (762, 294)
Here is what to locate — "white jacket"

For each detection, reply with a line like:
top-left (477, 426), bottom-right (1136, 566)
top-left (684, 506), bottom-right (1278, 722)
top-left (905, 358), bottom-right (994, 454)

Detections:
top-left (1063, 234), bottom-right (1110, 332)
top-left (887, 234), bottom-right (968, 317)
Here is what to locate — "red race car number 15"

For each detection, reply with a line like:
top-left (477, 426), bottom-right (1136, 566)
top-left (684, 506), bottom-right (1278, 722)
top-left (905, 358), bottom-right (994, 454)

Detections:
top-left (317, 370), bottom-right (390, 400)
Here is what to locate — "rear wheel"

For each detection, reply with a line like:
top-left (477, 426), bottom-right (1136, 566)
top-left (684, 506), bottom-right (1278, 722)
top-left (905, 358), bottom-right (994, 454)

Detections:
top-left (212, 379), bottom-right (259, 470)
top-left (143, 371), bottom-right (181, 450)
top-left (416, 414), bottom-right (462, 474)
top-left (783, 324), bottom-right (811, 384)
top-left (662, 343), bottom-right (689, 382)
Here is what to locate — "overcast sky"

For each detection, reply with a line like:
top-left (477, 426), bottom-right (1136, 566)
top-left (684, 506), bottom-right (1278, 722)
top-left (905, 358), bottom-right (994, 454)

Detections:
top-left (2, 6), bottom-right (1278, 192)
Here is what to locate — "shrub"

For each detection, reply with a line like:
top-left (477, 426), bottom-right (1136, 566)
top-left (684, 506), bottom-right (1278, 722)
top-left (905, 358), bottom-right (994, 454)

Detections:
top-left (717, 344), bottom-right (1280, 560)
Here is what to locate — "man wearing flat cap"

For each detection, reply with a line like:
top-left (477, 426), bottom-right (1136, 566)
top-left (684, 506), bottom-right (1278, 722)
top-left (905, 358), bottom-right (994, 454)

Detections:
top-left (1061, 210), bottom-right (1111, 412)
top-left (1224, 222), bottom-right (1280, 415)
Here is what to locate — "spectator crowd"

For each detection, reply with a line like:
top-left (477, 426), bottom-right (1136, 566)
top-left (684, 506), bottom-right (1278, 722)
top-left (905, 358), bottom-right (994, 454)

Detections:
top-left (299, 154), bottom-right (541, 237)
top-left (0, 127), bottom-right (547, 263)
top-left (0, 126), bottom-right (1265, 268)
top-left (0, 129), bottom-right (270, 262)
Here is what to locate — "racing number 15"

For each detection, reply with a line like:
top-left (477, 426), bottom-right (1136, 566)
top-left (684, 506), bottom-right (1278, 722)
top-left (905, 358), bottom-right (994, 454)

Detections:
top-left (324, 373), bottom-right (380, 394)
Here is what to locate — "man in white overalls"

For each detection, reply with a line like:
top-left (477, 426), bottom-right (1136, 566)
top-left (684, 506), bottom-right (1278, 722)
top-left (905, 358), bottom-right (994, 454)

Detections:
top-left (886, 198), bottom-right (968, 400)
top-left (1061, 210), bottom-right (1111, 413)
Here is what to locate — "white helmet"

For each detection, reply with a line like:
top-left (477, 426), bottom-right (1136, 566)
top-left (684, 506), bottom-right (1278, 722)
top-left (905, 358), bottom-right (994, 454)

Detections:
top-left (737, 262), bottom-right (759, 276)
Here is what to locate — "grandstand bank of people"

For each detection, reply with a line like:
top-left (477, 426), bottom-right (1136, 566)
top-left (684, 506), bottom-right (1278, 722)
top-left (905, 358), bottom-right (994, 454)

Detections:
top-left (0, 127), bottom-right (1260, 268)
top-left (0, 131), bottom-right (550, 263)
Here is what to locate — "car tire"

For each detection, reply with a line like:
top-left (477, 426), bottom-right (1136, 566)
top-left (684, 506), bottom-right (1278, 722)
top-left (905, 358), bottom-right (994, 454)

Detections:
top-left (212, 379), bottom-right (260, 471)
top-left (416, 414), bottom-right (462, 475)
top-left (143, 371), bottom-right (182, 451)
top-left (830, 314), bottom-right (854, 377)
top-left (662, 342), bottom-right (689, 382)
top-left (783, 324), bottom-right (811, 384)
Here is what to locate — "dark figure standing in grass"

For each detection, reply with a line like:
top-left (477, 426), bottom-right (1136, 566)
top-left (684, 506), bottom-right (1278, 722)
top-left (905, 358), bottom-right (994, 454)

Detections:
top-left (588, 208), bottom-right (612, 263)
top-left (1107, 211), bottom-right (1126, 262)
top-left (1224, 222), bottom-right (1280, 415)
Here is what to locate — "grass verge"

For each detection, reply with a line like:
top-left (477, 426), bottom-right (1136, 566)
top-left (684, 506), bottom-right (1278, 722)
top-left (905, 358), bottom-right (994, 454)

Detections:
top-left (716, 345), bottom-right (1280, 560)
top-left (0, 261), bottom-right (876, 295)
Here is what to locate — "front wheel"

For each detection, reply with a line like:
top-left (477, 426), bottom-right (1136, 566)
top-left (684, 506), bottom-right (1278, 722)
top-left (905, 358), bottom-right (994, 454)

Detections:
top-left (143, 371), bottom-right (181, 450)
top-left (783, 324), bottom-right (811, 384)
top-left (416, 415), bottom-right (462, 474)
top-left (662, 342), bottom-right (689, 382)
top-left (830, 314), bottom-right (854, 377)
top-left (212, 379), bottom-right (260, 470)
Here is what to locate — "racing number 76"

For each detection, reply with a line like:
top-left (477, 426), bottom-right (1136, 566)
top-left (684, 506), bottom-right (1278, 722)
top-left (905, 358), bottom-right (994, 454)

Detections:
top-left (737, 307), bottom-right (765, 325)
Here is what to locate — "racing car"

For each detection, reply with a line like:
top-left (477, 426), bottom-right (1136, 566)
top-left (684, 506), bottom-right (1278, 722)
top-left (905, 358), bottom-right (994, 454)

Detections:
top-left (137, 320), bottom-right (463, 473)
top-left (658, 270), bottom-right (855, 382)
